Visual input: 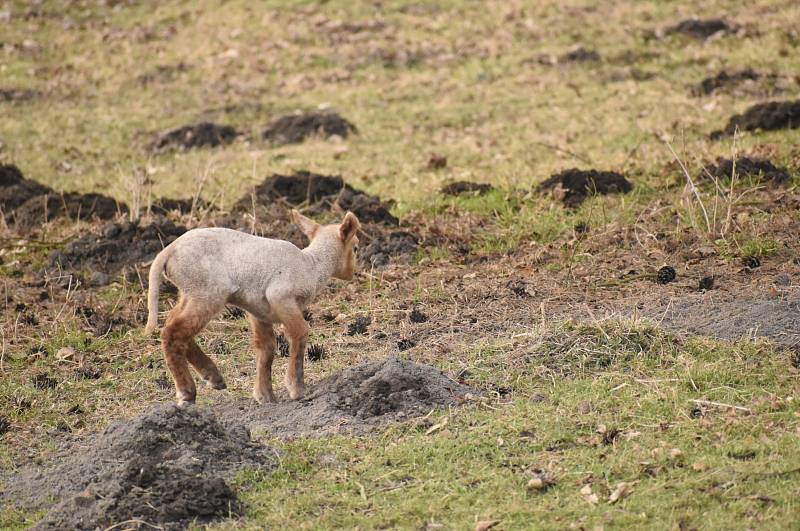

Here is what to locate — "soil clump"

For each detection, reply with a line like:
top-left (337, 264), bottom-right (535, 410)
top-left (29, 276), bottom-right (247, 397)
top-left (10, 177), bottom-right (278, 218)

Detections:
top-left (213, 356), bottom-right (473, 437)
top-left (700, 156), bottom-right (790, 184)
top-left (538, 169), bottom-right (632, 207)
top-left (713, 100), bottom-right (800, 138)
top-left (666, 18), bottom-right (735, 39)
top-left (154, 122), bottom-right (238, 151)
top-left (263, 111), bottom-right (356, 145)
top-left (1, 404), bottom-right (272, 530)
top-left (228, 171), bottom-right (418, 266)
top-left (49, 219), bottom-right (186, 284)
top-left (0, 164), bottom-right (125, 228)
top-left (440, 181), bottom-right (493, 196)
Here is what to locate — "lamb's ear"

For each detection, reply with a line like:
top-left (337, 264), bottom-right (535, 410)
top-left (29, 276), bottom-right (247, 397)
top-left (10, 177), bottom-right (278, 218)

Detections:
top-left (339, 211), bottom-right (360, 242)
top-left (291, 209), bottom-right (320, 239)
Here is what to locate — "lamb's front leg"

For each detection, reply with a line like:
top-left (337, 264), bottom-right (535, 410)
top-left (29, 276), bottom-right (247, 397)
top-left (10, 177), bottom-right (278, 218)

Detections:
top-left (278, 306), bottom-right (309, 400)
top-left (249, 314), bottom-right (277, 404)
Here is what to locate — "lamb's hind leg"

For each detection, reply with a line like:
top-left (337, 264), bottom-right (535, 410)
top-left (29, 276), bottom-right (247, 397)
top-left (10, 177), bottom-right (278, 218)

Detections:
top-left (248, 313), bottom-right (277, 404)
top-left (161, 295), bottom-right (224, 405)
top-left (277, 304), bottom-right (309, 400)
top-left (186, 338), bottom-right (226, 390)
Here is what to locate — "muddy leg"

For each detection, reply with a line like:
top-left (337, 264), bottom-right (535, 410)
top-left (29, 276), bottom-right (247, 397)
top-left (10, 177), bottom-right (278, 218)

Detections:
top-left (278, 305), bottom-right (309, 400)
top-left (249, 314), bottom-right (277, 404)
top-left (186, 339), bottom-right (226, 390)
top-left (161, 296), bottom-right (223, 405)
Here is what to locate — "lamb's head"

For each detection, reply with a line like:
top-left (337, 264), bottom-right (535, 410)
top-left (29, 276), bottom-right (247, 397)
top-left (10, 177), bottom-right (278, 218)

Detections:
top-left (291, 210), bottom-right (361, 280)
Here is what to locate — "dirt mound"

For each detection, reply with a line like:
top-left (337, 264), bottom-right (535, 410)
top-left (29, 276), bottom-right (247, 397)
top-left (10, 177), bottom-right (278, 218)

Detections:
top-left (538, 169), bottom-right (632, 207)
top-left (0, 164), bottom-right (126, 228)
top-left (154, 122), bottom-right (238, 151)
top-left (0, 163), bottom-right (49, 211)
top-left (361, 231), bottom-right (419, 267)
top-left (49, 219), bottom-right (186, 283)
top-left (263, 111), bottom-right (356, 145)
top-left (693, 69), bottom-right (761, 96)
top-left (713, 99), bottom-right (800, 138)
top-left (2, 404), bottom-right (271, 530)
top-left (666, 18), bottom-right (735, 39)
top-left (700, 156), bottom-right (790, 183)
top-left (225, 172), bottom-right (420, 266)
top-left (560, 46), bottom-right (601, 63)
top-left (233, 171), bottom-right (397, 226)
top-left (214, 357), bottom-right (473, 437)
top-left (440, 181), bottom-right (493, 196)
top-left (646, 293), bottom-right (800, 348)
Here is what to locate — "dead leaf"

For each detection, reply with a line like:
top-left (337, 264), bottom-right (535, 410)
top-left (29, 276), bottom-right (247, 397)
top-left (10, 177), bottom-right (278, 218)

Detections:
top-left (425, 417), bottom-right (449, 435)
top-left (691, 462), bottom-right (708, 472)
top-left (475, 520), bottom-right (500, 531)
top-left (608, 482), bottom-right (633, 504)
top-left (580, 484), bottom-right (599, 505)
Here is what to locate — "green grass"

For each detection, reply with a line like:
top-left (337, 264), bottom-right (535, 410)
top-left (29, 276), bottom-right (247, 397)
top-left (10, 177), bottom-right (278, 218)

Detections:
top-left (3, 0), bottom-right (800, 529)
top-left (203, 321), bottom-right (800, 530)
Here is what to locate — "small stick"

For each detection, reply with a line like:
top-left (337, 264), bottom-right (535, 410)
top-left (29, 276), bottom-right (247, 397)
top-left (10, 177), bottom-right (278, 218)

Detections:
top-left (689, 399), bottom-right (751, 413)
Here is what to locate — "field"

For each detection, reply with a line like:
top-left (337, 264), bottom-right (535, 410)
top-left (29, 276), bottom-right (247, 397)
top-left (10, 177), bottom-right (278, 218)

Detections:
top-left (2, 0), bottom-right (800, 529)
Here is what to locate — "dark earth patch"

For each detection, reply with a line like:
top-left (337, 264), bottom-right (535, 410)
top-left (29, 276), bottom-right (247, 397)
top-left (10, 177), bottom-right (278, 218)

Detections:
top-left (647, 293), bottom-right (800, 347)
top-left (560, 46), bottom-right (601, 63)
top-left (693, 69), bottom-right (761, 96)
top-left (263, 111), bottom-right (356, 145)
top-left (232, 171), bottom-right (397, 226)
top-left (49, 219), bottom-right (186, 284)
top-left (0, 87), bottom-right (38, 103)
top-left (538, 168), bottom-right (633, 207)
top-left (154, 122), bottom-right (238, 151)
top-left (666, 18), bottom-right (735, 40)
top-left (1, 404), bottom-right (272, 530)
top-left (360, 231), bottom-right (419, 267)
top-left (228, 171), bottom-right (418, 266)
top-left (213, 356), bottom-right (473, 437)
top-left (77, 306), bottom-right (131, 337)
top-left (713, 99), bottom-right (800, 138)
top-left (440, 181), bottom-right (493, 196)
top-left (0, 164), bottom-right (125, 229)
top-left (700, 156), bottom-right (790, 184)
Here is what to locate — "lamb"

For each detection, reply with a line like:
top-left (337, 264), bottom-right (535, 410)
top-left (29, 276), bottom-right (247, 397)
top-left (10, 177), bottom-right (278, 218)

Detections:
top-left (144, 210), bottom-right (360, 405)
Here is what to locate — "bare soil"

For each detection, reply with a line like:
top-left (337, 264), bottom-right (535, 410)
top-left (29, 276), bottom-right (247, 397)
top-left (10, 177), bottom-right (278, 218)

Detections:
top-left (227, 171), bottom-right (418, 266)
top-left (0, 164), bottom-right (125, 229)
top-left (440, 181), bottom-right (494, 196)
top-left (1, 404), bottom-right (272, 530)
top-left (713, 99), bottom-right (800, 138)
top-left (213, 356), bottom-right (474, 437)
top-left (262, 111), bottom-right (356, 145)
top-left (700, 156), bottom-right (790, 183)
top-left (647, 292), bottom-right (800, 348)
top-left (154, 122), bottom-right (238, 151)
top-left (48, 219), bottom-right (187, 285)
top-left (693, 69), bottom-right (761, 96)
top-left (538, 168), bottom-right (633, 207)
top-left (666, 18), bottom-right (736, 40)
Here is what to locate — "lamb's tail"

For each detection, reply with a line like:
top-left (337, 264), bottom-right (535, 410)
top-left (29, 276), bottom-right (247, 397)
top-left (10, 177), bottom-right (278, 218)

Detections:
top-left (144, 246), bottom-right (172, 335)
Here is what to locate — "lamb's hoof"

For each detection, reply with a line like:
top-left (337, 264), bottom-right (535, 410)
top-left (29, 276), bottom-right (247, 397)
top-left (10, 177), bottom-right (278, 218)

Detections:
top-left (176, 396), bottom-right (196, 408)
top-left (286, 384), bottom-right (306, 400)
top-left (206, 379), bottom-right (227, 390)
top-left (253, 390), bottom-right (277, 404)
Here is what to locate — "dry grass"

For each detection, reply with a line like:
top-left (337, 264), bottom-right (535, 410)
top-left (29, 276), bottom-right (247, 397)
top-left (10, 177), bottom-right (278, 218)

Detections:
top-left (1, 0), bottom-right (800, 528)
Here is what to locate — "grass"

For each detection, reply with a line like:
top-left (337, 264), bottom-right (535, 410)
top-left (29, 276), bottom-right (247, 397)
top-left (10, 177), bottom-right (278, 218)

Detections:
top-left (2, 0), bottom-right (800, 529)
top-left (200, 320), bottom-right (800, 530)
